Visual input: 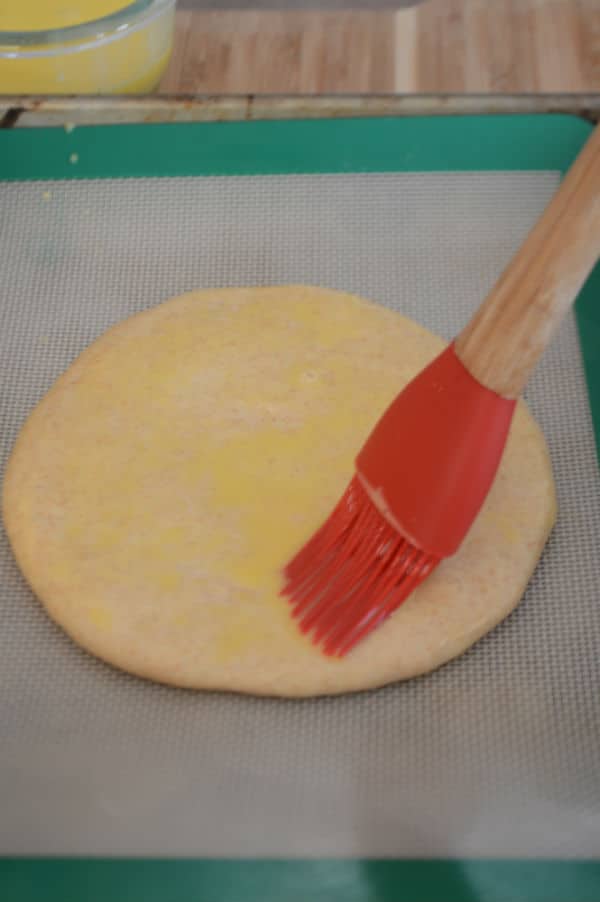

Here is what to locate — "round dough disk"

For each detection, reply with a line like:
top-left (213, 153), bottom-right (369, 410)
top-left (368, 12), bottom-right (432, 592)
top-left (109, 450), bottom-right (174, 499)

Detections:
top-left (3, 286), bottom-right (556, 696)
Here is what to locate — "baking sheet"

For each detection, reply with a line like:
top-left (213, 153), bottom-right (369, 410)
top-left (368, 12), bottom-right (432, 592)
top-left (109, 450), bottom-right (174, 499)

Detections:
top-left (0, 170), bottom-right (599, 857)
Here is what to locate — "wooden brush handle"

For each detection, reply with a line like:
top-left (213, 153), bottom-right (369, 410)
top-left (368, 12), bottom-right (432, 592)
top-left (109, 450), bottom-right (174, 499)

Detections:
top-left (455, 125), bottom-right (600, 398)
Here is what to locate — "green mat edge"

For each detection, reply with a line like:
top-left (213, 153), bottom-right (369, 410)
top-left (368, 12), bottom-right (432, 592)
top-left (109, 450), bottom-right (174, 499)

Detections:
top-left (2, 858), bottom-right (600, 902)
top-left (0, 112), bottom-right (594, 179)
top-left (0, 113), bottom-right (598, 901)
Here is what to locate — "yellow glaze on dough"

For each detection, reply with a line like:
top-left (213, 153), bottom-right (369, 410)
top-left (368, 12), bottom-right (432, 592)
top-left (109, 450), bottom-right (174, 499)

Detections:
top-left (3, 287), bottom-right (556, 696)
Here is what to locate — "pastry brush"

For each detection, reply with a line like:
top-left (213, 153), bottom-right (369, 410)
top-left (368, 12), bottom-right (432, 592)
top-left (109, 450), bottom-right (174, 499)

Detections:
top-left (282, 124), bottom-right (600, 657)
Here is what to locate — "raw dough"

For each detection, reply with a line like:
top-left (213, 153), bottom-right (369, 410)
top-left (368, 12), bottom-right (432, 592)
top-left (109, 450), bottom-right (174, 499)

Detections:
top-left (3, 286), bottom-right (556, 696)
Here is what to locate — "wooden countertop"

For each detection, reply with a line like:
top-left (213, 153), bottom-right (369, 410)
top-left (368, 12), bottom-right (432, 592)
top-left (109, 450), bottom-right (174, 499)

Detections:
top-left (160, 0), bottom-right (600, 94)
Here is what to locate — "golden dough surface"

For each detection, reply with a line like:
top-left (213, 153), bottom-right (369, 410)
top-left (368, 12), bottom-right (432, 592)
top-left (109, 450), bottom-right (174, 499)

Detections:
top-left (3, 286), bottom-right (556, 696)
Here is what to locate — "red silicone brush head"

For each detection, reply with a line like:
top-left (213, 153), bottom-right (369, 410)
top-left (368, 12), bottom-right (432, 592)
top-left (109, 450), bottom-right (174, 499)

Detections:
top-left (283, 475), bottom-right (439, 656)
top-left (282, 344), bottom-right (517, 656)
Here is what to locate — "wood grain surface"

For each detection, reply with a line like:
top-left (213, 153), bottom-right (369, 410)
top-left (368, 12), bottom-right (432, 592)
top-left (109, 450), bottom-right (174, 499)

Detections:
top-left (160, 0), bottom-right (600, 94)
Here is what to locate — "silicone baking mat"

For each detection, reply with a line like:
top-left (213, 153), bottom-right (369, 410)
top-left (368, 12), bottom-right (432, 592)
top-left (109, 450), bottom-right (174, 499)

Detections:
top-left (0, 116), bottom-right (599, 901)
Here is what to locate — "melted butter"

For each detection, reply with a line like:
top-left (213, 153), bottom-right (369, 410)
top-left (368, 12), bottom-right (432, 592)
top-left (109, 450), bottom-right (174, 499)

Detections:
top-left (497, 518), bottom-right (521, 546)
top-left (483, 511), bottom-right (521, 546)
top-left (88, 605), bottom-right (113, 630)
top-left (213, 609), bottom-right (267, 660)
top-left (0, 2), bottom-right (130, 31)
top-left (0, 2), bottom-right (173, 95)
top-left (44, 289), bottom-right (403, 661)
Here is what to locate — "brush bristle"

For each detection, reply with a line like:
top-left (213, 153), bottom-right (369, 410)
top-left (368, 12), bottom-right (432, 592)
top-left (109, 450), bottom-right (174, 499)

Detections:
top-left (281, 475), bottom-right (439, 657)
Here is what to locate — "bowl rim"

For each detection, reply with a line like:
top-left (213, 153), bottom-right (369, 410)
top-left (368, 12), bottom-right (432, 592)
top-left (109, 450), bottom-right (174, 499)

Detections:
top-left (0, 0), bottom-right (174, 50)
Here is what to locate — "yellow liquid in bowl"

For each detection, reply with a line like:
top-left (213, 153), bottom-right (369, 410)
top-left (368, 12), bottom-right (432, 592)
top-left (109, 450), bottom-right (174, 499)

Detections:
top-left (0, 1), bottom-right (132, 31)
top-left (0, 2), bottom-right (174, 94)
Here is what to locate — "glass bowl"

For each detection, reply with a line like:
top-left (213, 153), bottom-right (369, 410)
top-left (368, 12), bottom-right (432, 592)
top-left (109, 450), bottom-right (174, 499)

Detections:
top-left (0, 0), bottom-right (176, 95)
